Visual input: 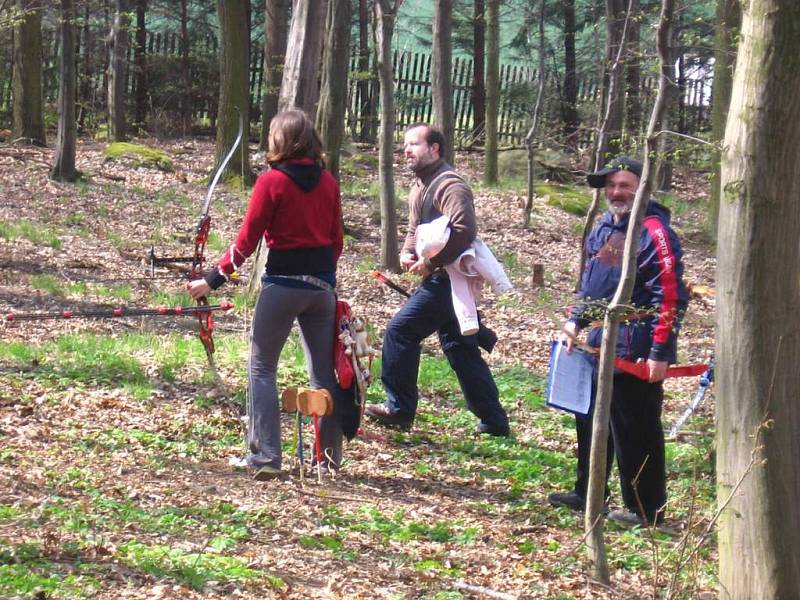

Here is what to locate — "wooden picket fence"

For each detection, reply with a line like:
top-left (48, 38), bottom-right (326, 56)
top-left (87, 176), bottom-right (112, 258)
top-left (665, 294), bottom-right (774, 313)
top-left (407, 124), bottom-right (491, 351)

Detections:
top-left (0, 29), bottom-right (711, 145)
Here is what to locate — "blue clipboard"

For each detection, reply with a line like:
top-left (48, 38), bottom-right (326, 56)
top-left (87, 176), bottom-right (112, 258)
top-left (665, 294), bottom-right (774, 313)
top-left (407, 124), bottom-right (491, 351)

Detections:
top-left (545, 340), bottom-right (595, 416)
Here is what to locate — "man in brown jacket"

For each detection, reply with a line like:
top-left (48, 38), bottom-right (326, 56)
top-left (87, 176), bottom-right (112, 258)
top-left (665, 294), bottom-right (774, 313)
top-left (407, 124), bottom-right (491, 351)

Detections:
top-left (365, 123), bottom-right (510, 436)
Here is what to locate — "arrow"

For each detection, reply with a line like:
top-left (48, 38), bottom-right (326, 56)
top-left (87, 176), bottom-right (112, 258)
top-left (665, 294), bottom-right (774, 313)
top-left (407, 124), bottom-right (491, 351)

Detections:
top-left (5, 302), bottom-right (234, 322)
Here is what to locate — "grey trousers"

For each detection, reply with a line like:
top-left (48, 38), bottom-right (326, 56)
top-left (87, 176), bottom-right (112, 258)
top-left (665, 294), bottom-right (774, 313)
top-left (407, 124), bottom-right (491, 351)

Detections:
top-left (246, 283), bottom-right (342, 470)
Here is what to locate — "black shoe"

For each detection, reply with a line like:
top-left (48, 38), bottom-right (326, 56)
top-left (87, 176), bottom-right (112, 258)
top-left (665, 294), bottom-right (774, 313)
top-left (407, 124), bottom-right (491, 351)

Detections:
top-left (547, 491), bottom-right (586, 511)
top-left (364, 404), bottom-right (412, 431)
top-left (475, 422), bottom-right (510, 437)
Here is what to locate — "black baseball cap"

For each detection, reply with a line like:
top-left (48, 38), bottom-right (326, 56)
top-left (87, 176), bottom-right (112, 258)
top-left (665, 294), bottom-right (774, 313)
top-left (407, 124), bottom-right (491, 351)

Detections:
top-left (587, 156), bottom-right (643, 188)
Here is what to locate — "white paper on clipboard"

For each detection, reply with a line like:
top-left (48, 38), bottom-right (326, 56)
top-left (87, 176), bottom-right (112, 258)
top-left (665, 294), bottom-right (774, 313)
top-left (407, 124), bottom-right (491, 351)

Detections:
top-left (545, 340), bottom-right (595, 415)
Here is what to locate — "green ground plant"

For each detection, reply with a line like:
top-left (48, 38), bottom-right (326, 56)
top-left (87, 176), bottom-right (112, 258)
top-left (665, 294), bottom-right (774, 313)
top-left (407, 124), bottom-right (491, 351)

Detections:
top-left (0, 219), bottom-right (62, 249)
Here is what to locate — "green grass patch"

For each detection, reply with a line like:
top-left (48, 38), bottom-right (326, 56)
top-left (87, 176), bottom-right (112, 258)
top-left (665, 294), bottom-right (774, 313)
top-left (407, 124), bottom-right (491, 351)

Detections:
top-left (104, 142), bottom-right (173, 171)
top-left (321, 505), bottom-right (479, 546)
top-left (0, 219), bottom-right (62, 249)
top-left (0, 333), bottom-right (149, 394)
top-left (355, 255), bottom-right (379, 273)
top-left (0, 542), bottom-right (102, 599)
top-left (494, 364), bottom-right (545, 409)
top-left (153, 188), bottom-right (193, 210)
top-left (0, 505), bottom-right (22, 520)
top-left (30, 274), bottom-right (65, 296)
top-left (0, 332), bottom-right (224, 401)
top-left (340, 179), bottom-right (381, 199)
top-left (117, 541), bottom-right (264, 590)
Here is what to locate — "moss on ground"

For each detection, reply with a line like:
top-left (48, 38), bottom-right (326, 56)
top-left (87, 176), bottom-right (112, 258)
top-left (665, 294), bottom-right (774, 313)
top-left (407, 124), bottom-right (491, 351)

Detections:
top-left (540, 182), bottom-right (592, 216)
top-left (104, 142), bottom-right (174, 171)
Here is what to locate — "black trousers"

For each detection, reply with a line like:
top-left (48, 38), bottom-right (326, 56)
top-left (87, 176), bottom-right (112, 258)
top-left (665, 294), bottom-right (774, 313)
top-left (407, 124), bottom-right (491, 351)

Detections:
top-left (574, 372), bottom-right (667, 521)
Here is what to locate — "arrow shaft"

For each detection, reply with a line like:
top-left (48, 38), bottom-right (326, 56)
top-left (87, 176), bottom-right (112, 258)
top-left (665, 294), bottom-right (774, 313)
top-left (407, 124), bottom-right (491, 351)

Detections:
top-left (6, 303), bottom-right (233, 322)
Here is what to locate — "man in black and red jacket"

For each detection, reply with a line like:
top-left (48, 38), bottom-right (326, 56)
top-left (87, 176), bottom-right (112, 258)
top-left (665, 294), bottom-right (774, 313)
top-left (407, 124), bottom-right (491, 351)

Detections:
top-left (549, 156), bottom-right (689, 526)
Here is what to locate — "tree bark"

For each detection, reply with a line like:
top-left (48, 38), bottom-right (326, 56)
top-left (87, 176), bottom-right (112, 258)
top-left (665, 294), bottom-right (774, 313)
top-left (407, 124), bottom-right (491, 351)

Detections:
top-left (51, 0), bottom-right (77, 181)
top-left (708, 0), bottom-right (741, 239)
top-left (77, 0), bottom-right (92, 133)
top-left (107, 0), bottom-right (130, 141)
top-left (624, 0), bottom-right (641, 143)
top-left (471, 0), bottom-right (485, 143)
top-left (133, 0), bottom-right (147, 131)
top-left (432, 0), bottom-right (455, 164)
top-left (653, 13), bottom-right (679, 192)
top-left (216, 0), bottom-right (251, 181)
top-left (316, 0), bottom-right (351, 180)
top-left (600, 0), bottom-right (626, 158)
top-left (524, 0), bottom-right (546, 227)
top-left (716, 1), bottom-right (800, 597)
top-left (260, 0), bottom-right (289, 149)
top-left (278, 0), bottom-right (327, 118)
top-left (374, 0), bottom-right (402, 272)
top-left (179, 0), bottom-right (192, 135)
top-left (483, 0), bottom-right (498, 185)
top-left (12, 0), bottom-right (46, 145)
top-left (585, 0), bottom-right (675, 583)
top-left (561, 0), bottom-right (579, 147)
top-left (357, 0), bottom-right (373, 141)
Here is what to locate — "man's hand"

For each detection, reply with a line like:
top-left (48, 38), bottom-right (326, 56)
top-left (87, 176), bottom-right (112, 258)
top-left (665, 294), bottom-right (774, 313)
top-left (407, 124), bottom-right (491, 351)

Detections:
top-left (560, 321), bottom-right (579, 353)
top-left (409, 258), bottom-right (432, 278)
top-left (647, 359), bottom-right (668, 383)
top-left (186, 279), bottom-right (211, 300)
top-left (400, 253), bottom-right (417, 272)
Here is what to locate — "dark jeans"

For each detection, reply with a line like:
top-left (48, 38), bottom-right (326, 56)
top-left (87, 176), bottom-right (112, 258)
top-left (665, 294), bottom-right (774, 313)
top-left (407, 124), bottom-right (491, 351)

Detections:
top-left (380, 274), bottom-right (508, 431)
top-left (574, 372), bottom-right (666, 521)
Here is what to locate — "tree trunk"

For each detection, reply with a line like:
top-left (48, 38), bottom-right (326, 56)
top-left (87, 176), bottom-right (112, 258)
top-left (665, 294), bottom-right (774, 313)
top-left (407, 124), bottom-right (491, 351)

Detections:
top-left (316, 0), bottom-right (351, 180)
top-left (260, 0), bottom-right (289, 149)
top-left (51, 0), bottom-right (77, 182)
top-left (653, 14), bottom-right (679, 192)
top-left (624, 0), bottom-right (641, 144)
top-left (12, 0), bottom-right (46, 145)
top-left (483, 0), bottom-right (498, 185)
top-left (133, 0), bottom-right (147, 131)
top-left (561, 0), bottom-right (579, 147)
top-left (179, 0), bottom-right (192, 135)
top-left (374, 0), bottom-right (402, 272)
top-left (523, 0), bottom-right (546, 228)
top-left (107, 0), bottom-right (130, 141)
top-left (357, 0), bottom-right (373, 142)
top-left (585, 0), bottom-right (676, 582)
top-left (432, 0), bottom-right (455, 164)
top-left (471, 0), bottom-right (485, 144)
top-left (716, 1), bottom-right (800, 597)
top-left (77, 1), bottom-right (91, 133)
top-left (216, 0), bottom-right (251, 181)
top-left (600, 0), bottom-right (626, 158)
top-left (708, 0), bottom-right (741, 239)
top-left (278, 0), bottom-right (327, 118)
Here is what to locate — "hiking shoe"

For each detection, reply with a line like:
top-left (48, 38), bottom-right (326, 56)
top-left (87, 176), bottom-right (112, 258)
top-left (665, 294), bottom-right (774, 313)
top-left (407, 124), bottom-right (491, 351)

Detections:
top-left (253, 465), bottom-right (283, 481)
top-left (365, 404), bottom-right (412, 431)
top-left (548, 491), bottom-right (586, 511)
top-left (475, 422), bottom-right (510, 437)
top-left (607, 508), bottom-right (664, 527)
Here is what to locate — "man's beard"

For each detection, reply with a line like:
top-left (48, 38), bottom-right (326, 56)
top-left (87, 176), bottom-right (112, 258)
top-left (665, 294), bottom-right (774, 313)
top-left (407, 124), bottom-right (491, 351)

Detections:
top-left (608, 204), bottom-right (632, 216)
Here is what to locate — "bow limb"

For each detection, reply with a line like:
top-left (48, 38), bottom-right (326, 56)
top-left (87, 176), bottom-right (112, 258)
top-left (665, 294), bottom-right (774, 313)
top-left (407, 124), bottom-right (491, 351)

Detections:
top-left (192, 110), bottom-right (245, 363)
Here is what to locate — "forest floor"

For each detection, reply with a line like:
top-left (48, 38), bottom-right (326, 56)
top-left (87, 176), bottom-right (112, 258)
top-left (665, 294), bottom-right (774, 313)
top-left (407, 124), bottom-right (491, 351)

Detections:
top-left (0, 136), bottom-right (717, 599)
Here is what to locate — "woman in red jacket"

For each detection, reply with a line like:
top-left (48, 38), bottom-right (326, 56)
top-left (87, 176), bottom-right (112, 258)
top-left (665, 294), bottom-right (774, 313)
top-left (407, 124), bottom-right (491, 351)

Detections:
top-left (187, 110), bottom-right (344, 481)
